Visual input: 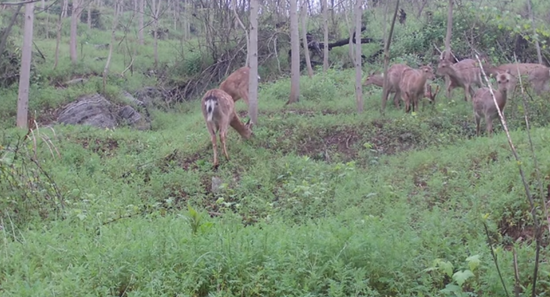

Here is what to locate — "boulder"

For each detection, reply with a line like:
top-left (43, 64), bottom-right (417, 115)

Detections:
top-left (57, 93), bottom-right (117, 129)
top-left (117, 105), bottom-right (151, 131)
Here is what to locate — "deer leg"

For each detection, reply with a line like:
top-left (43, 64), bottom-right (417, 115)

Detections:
top-left (220, 127), bottom-right (230, 161)
top-left (486, 117), bottom-right (493, 137)
top-left (209, 129), bottom-right (219, 168)
top-left (239, 89), bottom-right (250, 106)
top-left (475, 115), bottom-right (481, 136)
top-left (392, 90), bottom-right (400, 109)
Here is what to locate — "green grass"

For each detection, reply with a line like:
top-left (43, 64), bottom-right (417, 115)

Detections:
top-left (2, 3), bottom-right (550, 296)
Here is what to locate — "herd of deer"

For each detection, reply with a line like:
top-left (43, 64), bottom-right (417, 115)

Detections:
top-left (364, 55), bottom-right (550, 135)
top-left (201, 57), bottom-right (550, 168)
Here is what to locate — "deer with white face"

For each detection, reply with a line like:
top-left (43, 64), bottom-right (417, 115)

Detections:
top-left (472, 70), bottom-right (514, 136)
top-left (201, 89), bottom-right (253, 168)
top-left (219, 66), bottom-right (261, 106)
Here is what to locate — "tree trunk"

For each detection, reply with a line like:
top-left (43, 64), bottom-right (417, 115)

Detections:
top-left (138, 0), bottom-right (144, 45)
top-left (87, 2), bottom-right (92, 29)
top-left (248, 0), bottom-right (259, 124)
top-left (527, 0), bottom-right (542, 64)
top-left (17, 2), bottom-right (35, 129)
top-left (61, 0), bottom-right (69, 18)
top-left (53, 9), bottom-right (63, 69)
top-left (443, 0), bottom-right (453, 60)
top-left (301, 0), bottom-right (314, 78)
top-left (322, 0), bottom-right (329, 71)
top-left (103, 0), bottom-right (121, 93)
top-left (380, 0), bottom-right (400, 114)
top-left (152, 0), bottom-right (162, 68)
top-left (70, 0), bottom-right (82, 64)
top-left (354, 0), bottom-right (363, 113)
top-left (287, 0), bottom-right (300, 105)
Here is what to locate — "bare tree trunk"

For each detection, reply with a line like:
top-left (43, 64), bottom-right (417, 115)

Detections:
top-left (138, 0), bottom-right (144, 45)
top-left (287, 0), bottom-right (300, 105)
top-left (248, 0), bottom-right (259, 124)
top-left (527, 0), bottom-right (542, 64)
top-left (301, 0), bottom-right (314, 78)
top-left (87, 2), bottom-right (92, 29)
top-left (61, 0), bottom-right (69, 18)
top-left (444, 0), bottom-right (453, 60)
top-left (354, 0), bottom-right (363, 113)
top-left (70, 0), bottom-right (82, 64)
top-left (152, 0), bottom-right (162, 68)
top-left (380, 0), bottom-right (400, 114)
top-left (53, 10), bottom-right (63, 69)
top-left (103, 0), bottom-right (121, 93)
top-left (322, 0), bottom-right (329, 71)
top-left (17, 2), bottom-right (35, 129)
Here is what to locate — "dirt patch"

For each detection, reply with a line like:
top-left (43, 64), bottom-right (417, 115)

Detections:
top-left (294, 126), bottom-right (361, 162)
top-left (237, 108), bottom-right (347, 119)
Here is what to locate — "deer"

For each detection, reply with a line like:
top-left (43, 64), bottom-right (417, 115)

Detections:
top-left (219, 66), bottom-right (261, 106)
top-left (472, 70), bottom-right (514, 137)
top-left (436, 58), bottom-right (485, 102)
top-left (485, 62), bottom-right (550, 95)
top-left (363, 70), bottom-right (439, 110)
top-left (201, 89), bottom-right (253, 168)
top-left (398, 65), bottom-right (436, 112)
top-left (422, 84), bottom-right (440, 110)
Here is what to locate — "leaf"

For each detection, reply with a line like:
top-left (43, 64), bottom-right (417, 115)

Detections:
top-left (453, 270), bottom-right (474, 286)
top-left (466, 255), bottom-right (481, 272)
top-left (438, 260), bottom-right (454, 277)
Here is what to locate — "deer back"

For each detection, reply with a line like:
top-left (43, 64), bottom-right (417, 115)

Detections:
top-left (400, 68), bottom-right (428, 96)
top-left (438, 58), bottom-right (481, 86)
top-left (528, 66), bottom-right (550, 94)
top-left (219, 66), bottom-right (250, 102)
top-left (388, 64), bottom-right (411, 88)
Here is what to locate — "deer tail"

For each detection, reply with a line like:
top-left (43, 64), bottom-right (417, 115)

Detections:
top-left (204, 95), bottom-right (218, 122)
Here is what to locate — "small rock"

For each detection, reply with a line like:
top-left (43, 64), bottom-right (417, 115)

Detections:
top-left (211, 177), bottom-right (223, 194)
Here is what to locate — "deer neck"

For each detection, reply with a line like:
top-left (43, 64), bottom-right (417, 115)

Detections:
top-left (229, 115), bottom-right (252, 139)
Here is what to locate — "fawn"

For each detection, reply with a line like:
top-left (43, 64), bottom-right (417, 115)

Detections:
top-left (201, 89), bottom-right (253, 168)
top-left (472, 70), bottom-right (514, 136)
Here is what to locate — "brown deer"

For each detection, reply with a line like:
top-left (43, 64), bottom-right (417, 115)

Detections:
top-left (472, 70), bottom-right (514, 136)
top-left (399, 65), bottom-right (436, 112)
top-left (528, 66), bottom-right (550, 95)
top-left (219, 66), bottom-right (261, 106)
top-left (201, 89), bottom-right (253, 168)
top-left (436, 58), bottom-right (485, 102)
top-left (364, 70), bottom-right (439, 110)
top-left (486, 62), bottom-right (549, 95)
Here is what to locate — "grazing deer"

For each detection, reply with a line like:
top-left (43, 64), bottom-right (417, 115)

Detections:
top-left (436, 58), bottom-right (485, 102)
top-left (472, 70), bottom-right (513, 136)
top-left (422, 84), bottom-right (440, 110)
top-left (201, 89), bottom-right (253, 168)
top-left (364, 71), bottom-right (439, 110)
top-left (219, 66), bottom-right (261, 106)
top-left (399, 65), bottom-right (436, 112)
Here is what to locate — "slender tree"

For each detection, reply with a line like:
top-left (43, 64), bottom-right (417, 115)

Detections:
top-left (380, 0), bottom-right (400, 114)
top-left (17, 2), bottom-right (35, 129)
top-left (287, 0), bottom-right (300, 105)
top-left (322, 0), bottom-right (329, 71)
top-left (70, 0), bottom-right (83, 64)
top-left (443, 0), bottom-right (453, 60)
top-left (300, 0), bottom-right (314, 78)
top-left (103, 0), bottom-right (121, 93)
top-left (138, 0), bottom-right (144, 45)
top-left (354, 0), bottom-right (363, 113)
top-left (152, 0), bottom-right (163, 68)
top-left (248, 0), bottom-right (259, 124)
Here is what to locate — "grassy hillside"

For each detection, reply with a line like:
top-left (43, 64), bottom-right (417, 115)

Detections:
top-left (1, 1), bottom-right (550, 296)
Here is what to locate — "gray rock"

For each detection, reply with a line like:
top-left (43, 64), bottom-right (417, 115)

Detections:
top-left (211, 177), bottom-right (223, 194)
top-left (134, 87), bottom-right (167, 108)
top-left (117, 105), bottom-right (151, 130)
top-left (57, 93), bottom-right (117, 129)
